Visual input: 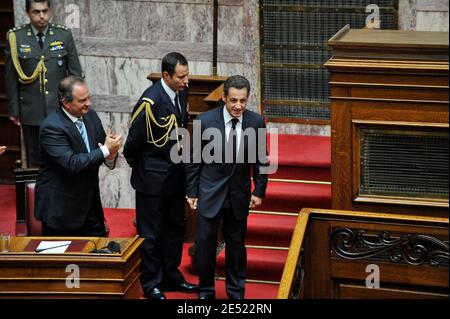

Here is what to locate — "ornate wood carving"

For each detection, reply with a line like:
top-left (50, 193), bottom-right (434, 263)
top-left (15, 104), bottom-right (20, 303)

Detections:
top-left (331, 228), bottom-right (449, 267)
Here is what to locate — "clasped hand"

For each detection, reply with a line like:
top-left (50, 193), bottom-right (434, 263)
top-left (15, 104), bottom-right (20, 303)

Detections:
top-left (99, 129), bottom-right (123, 160)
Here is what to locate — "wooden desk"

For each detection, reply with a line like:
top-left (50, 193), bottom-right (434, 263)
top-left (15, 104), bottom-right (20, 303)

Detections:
top-left (0, 236), bottom-right (144, 299)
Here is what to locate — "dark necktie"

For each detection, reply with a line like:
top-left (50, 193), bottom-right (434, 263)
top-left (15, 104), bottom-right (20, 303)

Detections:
top-left (227, 118), bottom-right (239, 163)
top-left (37, 32), bottom-right (44, 49)
top-left (174, 94), bottom-right (182, 118)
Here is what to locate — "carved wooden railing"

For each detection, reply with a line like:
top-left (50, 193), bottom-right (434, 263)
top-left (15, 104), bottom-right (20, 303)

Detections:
top-left (278, 208), bottom-right (449, 299)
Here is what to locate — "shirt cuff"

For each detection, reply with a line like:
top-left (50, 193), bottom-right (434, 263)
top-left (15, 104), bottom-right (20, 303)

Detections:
top-left (100, 145), bottom-right (110, 158)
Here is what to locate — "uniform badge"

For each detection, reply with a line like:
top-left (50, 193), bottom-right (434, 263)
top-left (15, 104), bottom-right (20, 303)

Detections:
top-left (50, 41), bottom-right (65, 51)
top-left (19, 44), bottom-right (32, 53)
top-left (57, 60), bottom-right (64, 67)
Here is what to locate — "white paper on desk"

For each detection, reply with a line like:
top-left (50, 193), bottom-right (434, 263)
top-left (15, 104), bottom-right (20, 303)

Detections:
top-left (36, 241), bottom-right (72, 254)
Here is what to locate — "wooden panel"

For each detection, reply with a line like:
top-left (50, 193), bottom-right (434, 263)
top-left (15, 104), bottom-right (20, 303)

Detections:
top-left (278, 208), bottom-right (449, 299)
top-left (331, 86), bottom-right (449, 102)
top-left (303, 220), bottom-right (331, 298)
top-left (0, 236), bottom-right (144, 299)
top-left (331, 259), bottom-right (449, 288)
top-left (0, 1), bottom-right (13, 12)
top-left (326, 27), bottom-right (449, 217)
top-left (336, 282), bottom-right (448, 299)
top-left (331, 72), bottom-right (450, 87)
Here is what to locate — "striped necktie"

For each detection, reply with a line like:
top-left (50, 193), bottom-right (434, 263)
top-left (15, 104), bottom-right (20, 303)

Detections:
top-left (75, 118), bottom-right (90, 152)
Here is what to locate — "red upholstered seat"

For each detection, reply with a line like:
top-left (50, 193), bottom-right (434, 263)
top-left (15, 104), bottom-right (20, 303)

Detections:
top-left (26, 183), bottom-right (42, 236)
top-left (24, 183), bottom-right (109, 236)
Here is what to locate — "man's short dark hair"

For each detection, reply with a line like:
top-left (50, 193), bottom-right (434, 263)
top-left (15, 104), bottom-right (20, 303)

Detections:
top-left (26, 0), bottom-right (51, 12)
top-left (223, 75), bottom-right (251, 97)
top-left (162, 52), bottom-right (188, 77)
top-left (58, 76), bottom-right (85, 107)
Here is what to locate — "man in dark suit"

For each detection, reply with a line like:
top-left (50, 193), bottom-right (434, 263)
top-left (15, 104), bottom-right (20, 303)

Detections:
top-left (123, 52), bottom-right (197, 299)
top-left (4, 0), bottom-right (83, 168)
top-left (35, 76), bottom-right (122, 236)
top-left (186, 75), bottom-right (269, 299)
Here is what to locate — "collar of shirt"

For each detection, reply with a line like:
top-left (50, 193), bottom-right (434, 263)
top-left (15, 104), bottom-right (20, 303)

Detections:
top-left (31, 24), bottom-right (48, 37)
top-left (223, 107), bottom-right (243, 128)
top-left (61, 107), bottom-right (81, 124)
top-left (161, 78), bottom-right (177, 105)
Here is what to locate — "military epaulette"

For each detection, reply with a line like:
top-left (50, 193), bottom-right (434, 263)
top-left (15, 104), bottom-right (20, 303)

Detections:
top-left (51, 23), bottom-right (69, 31)
top-left (7, 24), bottom-right (26, 35)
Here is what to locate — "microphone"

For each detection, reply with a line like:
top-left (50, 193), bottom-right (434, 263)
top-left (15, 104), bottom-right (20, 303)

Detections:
top-left (90, 241), bottom-right (121, 254)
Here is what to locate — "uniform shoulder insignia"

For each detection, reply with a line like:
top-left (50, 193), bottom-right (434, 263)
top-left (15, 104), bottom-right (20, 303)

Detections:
top-left (7, 24), bottom-right (26, 34)
top-left (54, 24), bottom-right (69, 31)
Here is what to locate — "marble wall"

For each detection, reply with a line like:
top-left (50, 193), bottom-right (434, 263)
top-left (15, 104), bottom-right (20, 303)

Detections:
top-left (12, 0), bottom-right (449, 208)
top-left (399, 0), bottom-right (449, 31)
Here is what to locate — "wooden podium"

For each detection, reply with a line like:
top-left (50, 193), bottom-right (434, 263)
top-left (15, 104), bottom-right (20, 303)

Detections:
top-left (325, 26), bottom-right (449, 217)
top-left (0, 236), bottom-right (144, 299)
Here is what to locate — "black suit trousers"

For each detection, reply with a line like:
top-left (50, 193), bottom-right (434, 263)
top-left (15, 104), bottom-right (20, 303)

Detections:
top-left (136, 191), bottom-right (186, 293)
top-left (196, 206), bottom-right (247, 299)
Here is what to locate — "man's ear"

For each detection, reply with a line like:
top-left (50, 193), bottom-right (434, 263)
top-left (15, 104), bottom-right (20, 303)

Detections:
top-left (222, 93), bottom-right (227, 103)
top-left (162, 71), bottom-right (170, 80)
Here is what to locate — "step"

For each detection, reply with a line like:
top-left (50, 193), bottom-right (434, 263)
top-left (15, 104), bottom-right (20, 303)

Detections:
top-left (142, 243), bottom-right (279, 299)
top-left (257, 181), bottom-right (331, 213)
top-left (268, 134), bottom-right (331, 182)
top-left (269, 134), bottom-right (331, 167)
top-left (217, 247), bottom-right (288, 282)
top-left (270, 166), bottom-right (331, 182)
top-left (246, 213), bottom-right (297, 247)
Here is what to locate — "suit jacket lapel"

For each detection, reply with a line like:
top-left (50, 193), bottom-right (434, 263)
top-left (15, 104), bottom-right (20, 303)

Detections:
top-left (58, 108), bottom-right (88, 153)
top-left (241, 110), bottom-right (250, 157)
top-left (83, 115), bottom-right (96, 151)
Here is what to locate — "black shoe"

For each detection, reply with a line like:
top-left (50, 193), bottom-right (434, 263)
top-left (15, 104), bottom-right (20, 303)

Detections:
top-left (164, 281), bottom-right (198, 293)
top-left (144, 288), bottom-right (166, 299)
top-left (198, 294), bottom-right (215, 300)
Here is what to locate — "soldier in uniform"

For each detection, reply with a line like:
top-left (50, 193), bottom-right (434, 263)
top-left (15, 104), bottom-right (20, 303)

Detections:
top-left (123, 52), bottom-right (197, 299)
top-left (4, 0), bottom-right (83, 168)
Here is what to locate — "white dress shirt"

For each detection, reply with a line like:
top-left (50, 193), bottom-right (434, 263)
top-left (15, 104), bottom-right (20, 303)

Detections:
top-left (161, 78), bottom-right (181, 113)
top-left (223, 107), bottom-right (243, 154)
